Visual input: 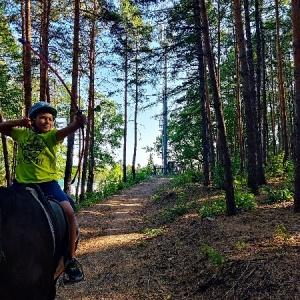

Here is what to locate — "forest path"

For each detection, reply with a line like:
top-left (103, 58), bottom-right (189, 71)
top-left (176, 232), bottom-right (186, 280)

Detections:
top-left (56, 177), bottom-right (171, 300)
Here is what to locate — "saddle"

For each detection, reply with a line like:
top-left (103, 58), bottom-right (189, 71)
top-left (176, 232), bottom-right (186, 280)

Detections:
top-left (21, 185), bottom-right (70, 272)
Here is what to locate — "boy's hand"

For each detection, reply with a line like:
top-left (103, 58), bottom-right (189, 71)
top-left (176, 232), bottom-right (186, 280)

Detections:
top-left (20, 118), bottom-right (32, 128)
top-left (76, 114), bottom-right (86, 127)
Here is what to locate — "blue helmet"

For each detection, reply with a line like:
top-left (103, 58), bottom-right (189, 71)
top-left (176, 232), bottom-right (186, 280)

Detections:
top-left (29, 101), bottom-right (57, 119)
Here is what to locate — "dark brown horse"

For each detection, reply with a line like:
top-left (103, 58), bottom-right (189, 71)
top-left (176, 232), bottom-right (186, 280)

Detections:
top-left (0, 185), bottom-right (69, 300)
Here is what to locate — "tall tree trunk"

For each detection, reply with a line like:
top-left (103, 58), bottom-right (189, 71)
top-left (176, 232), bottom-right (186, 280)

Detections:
top-left (243, 0), bottom-right (266, 185)
top-left (81, 11), bottom-right (96, 199)
top-left (292, 0), bottom-right (300, 212)
top-left (275, 0), bottom-right (289, 163)
top-left (64, 0), bottom-right (80, 195)
top-left (87, 107), bottom-right (95, 192)
top-left (269, 54), bottom-right (277, 156)
top-left (255, 0), bottom-right (263, 162)
top-left (233, 0), bottom-right (258, 195)
top-left (261, 19), bottom-right (268, 166)
top-left (40, 0), bottom-right (50, 102)
top-left (204, 67), bottom-right (215, 169)
top-left (234, 30), bottom-right (244, 174)
top-left (216, 0), bottom-right (221, 86)
top-left (162, 42), bottom-right (168, 175)
top-left (123, 34), bottom-right (128, 183)
top-left (199, 0), bottom-right (236, 215)
top-left (23, 0), bottom-right (32, 116)
top-left (87, 9), bottom-right (96, 194)
top-left (0, 111), bottom-right (11, 186)
top-left (132, 41), bottom-right (139, 181)
top-left (193, 0), bottom-right (210, 186)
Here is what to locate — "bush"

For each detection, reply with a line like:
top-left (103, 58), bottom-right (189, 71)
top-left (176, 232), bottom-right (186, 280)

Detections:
top-left (261, 185), bottom-right (292, 204)
top-left (79, 165), bottom-right (153, 208)
top-left (170, 169), bottom-right (203, 188)
top-left (235, 190), bottom-right (257, 210)
top-left (199, 198), bottom-right (226, 217)
top-left (202, 243), bottom-right (226, 265)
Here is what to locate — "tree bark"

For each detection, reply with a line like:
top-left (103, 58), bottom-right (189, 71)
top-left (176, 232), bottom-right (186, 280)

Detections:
top-left (199, 0), bottom-right (236, 215)
top-left (123, 34), bottom-right (128, 183)
top-left (292, 0), bottom-right (300, 212)
top-left (23, 0), bottom-right (32, 116)
top-left (234, 29), bottom-right (245, 174)
top-left (260, 16), bottom-right (268, 166)
top-left (233, 0), bottom-right (258, 195)
top-left (275, 0), bottom-right (289, 163)
top-left (193, 0), bottom-right (210, 186)
top-left (64, 0), bottom-right (80, 195)
top-left (243, 0), bottom-right (266, 185)
top-left (132, 40), bottom-right (139, 181)
top-left (40, 0), bottom-right (51, 102)
top-left (81, 8), bottom-right (96, 200)
top-left (204, 66), bottom-right (215, 170)
top-left (0, 111), bottom-right (11, 186)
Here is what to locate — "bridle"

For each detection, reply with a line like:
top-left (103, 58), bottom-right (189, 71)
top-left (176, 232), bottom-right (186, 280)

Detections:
top-left (18, 38), bottom-right (85, 185)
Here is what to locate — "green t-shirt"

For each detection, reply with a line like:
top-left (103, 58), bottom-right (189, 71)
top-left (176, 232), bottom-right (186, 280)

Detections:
top-left (11, 128), bottom-right (61, 183)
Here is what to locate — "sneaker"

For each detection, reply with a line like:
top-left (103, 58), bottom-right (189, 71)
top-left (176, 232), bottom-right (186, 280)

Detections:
top-left (63, 258), bottom-right (84, 284)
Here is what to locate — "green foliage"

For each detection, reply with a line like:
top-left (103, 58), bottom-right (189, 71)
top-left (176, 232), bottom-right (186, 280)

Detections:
top-left (199, 198), bottom-right (226, 217)
top-left (0, 6), bottom-right (23, 120)
top-left (93, 97), bottom-right (124, 168)
top-left (211, 157), bottom-right (245, 189)
top-left (234, 190), bottom-right (257, 210)
top-left (274, 225), bottom-right (291, 240)
top-left (283, 159), bottom-right (295, 191)
top-left (137, 240), bottom-right (148, 247)
top-left (170, 169), bottom-right (203, 188)
top-left (202, 243), bottom-right (226, 265)
top-left (124, 165), bottom-right (153, 186)
top-left (265, 153), bottom-right (293, 179)
top-left (158, 200), bottom-right (188, 224)
top-left (151, 192), bottom-right (161, 202)
top-left (78, 165), bottom-right (152, 208)
top-left (235, 241), bottom-right (247, 250)
top-left (261, 185), bottom-right (292, 204)
top-left (153, 190), bottom-right (189, 224)
top-left (199, 189), bottom-right (256, 217)
top-left (79, 191), bottom-right (104, 208)
top-left (166, 91), bottom-right (203, 166)
top-left (142, 227), bottom-right (163, 238)
top-left (211, 161), bottom-right (225, 189)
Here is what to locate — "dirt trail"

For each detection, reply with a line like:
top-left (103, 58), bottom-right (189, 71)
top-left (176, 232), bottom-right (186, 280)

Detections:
top-left (56, 177), bottom-right (170, 300)
top-left (56, 178), bottom-right (300, 300)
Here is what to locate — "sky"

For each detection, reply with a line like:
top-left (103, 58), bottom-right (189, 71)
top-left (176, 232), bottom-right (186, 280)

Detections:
top-left (112, 86), bottom-right (163, 167)
top-left (118, 103), bottom-right (162, 167)
top-left (99, 50), bottom-right (165, 168)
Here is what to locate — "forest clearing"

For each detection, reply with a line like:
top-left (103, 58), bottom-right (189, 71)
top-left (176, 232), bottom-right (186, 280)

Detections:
top-left (55, 177), bottom-right (300, 300)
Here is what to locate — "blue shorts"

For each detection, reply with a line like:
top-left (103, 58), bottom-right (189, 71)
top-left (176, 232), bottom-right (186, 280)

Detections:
top-left (35, 181), bottom-right (69, 202)
top-left (9, 179), bottom-right (77, 209)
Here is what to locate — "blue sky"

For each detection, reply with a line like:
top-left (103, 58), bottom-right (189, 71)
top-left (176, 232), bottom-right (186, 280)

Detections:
top-left (118, 102), bottom-right (162, 167)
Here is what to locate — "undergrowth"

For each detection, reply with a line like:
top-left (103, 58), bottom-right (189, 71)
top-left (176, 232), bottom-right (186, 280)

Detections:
top-left (150, 158), bottom-right (294, 222)
top-left (77, 166), bottom-right (153, 209)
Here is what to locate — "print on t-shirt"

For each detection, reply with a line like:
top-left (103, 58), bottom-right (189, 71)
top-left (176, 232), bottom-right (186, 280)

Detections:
top-left (18, 134), bottom-right (45, 165)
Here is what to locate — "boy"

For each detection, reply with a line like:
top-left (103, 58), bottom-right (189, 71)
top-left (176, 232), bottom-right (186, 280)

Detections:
top-left (0, 101), bottom-right (85, 283)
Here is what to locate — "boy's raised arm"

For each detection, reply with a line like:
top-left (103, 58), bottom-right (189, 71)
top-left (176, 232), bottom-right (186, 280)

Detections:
top-left (56, 115), bottom-right (86, 142)
top-left (0, 118), bottom-right (32, 136)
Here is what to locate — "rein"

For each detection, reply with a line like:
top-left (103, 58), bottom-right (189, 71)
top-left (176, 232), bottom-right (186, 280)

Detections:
top-left (18, 38), bottom-right (85, 185)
